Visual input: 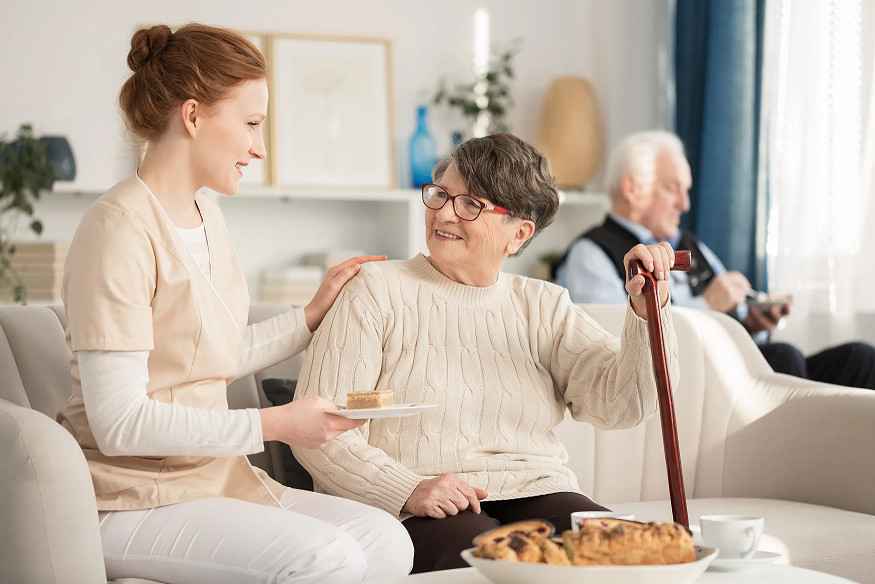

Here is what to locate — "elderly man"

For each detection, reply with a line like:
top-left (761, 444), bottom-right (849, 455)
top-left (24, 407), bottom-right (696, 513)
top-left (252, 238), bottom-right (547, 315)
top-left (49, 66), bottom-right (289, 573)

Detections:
top-left (554, 130), bottom-right (875, 390)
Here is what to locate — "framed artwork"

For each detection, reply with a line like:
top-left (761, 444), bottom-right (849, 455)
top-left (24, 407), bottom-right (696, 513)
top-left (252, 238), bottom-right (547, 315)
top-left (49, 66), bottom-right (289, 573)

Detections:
top-left (268, 33), bottom-right (396, 188)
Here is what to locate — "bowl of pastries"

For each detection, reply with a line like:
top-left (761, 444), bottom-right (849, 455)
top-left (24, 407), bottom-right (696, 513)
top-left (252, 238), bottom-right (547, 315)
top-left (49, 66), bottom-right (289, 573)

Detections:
top-left (461, 518), bottom-right (718, 584)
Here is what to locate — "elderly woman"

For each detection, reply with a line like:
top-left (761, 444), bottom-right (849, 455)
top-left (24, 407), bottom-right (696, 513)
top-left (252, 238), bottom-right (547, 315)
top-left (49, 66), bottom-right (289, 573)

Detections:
top-left (292, 133), bottom-right (679, 572)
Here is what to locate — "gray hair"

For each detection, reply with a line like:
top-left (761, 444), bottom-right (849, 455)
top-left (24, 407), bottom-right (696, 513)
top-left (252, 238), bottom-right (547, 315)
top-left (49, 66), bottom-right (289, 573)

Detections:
top-left (431, 133), bottom-right (559, 256)
top-left (604, 131), bottom-right (685, 199)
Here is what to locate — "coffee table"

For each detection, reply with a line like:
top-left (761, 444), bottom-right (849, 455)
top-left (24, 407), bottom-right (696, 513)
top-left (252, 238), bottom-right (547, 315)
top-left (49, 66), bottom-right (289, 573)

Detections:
top-left (374, 565), bottom-right (860, 583)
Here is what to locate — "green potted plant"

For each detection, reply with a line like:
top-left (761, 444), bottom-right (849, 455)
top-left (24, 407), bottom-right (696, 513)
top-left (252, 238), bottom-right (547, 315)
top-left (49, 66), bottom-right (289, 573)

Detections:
top-left (432, 38), bottom-right (522, 138)
top-left (0, 124), bottom-right (56, 303)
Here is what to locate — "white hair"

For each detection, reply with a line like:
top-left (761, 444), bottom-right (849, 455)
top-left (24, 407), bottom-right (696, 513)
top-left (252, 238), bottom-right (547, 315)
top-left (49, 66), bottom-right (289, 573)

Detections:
top-left (604, 131), bottom-right (685, 199)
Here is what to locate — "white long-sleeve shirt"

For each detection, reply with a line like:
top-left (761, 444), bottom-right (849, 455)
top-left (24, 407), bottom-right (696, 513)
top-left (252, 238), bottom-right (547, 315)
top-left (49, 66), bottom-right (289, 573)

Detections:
top-left (79, 223), bottom-right (312, 457)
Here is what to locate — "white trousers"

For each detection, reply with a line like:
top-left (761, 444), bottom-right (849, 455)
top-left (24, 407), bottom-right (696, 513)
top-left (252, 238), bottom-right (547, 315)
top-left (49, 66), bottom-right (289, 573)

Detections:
top-left (98, 488), bottom-right (414, 584)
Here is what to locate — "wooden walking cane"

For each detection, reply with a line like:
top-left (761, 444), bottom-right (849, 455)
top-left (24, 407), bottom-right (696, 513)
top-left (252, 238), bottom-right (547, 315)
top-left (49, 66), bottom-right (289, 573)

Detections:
top-left (628, 250), bottom-right (691, 528)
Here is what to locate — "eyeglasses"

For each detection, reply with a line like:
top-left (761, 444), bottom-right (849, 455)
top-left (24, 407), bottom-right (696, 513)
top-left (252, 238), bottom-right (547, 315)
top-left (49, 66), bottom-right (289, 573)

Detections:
top-left (421, 184), bottom-right (512, 221)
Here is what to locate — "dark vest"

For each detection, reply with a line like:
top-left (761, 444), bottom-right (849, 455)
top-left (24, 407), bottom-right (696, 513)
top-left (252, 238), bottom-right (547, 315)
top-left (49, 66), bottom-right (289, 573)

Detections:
top-left (553, 216), bottom-right (716, 297)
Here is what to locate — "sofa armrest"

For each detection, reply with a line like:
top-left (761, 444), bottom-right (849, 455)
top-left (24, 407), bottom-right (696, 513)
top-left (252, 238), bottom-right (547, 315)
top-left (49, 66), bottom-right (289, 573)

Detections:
top-left (0, 398), bottom-right (107, 583)
top-left (720, 375), bottom-right (875, 515)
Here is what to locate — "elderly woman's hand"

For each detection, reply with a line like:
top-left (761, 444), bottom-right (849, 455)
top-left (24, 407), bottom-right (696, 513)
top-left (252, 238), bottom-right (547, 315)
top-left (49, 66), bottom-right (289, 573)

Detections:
top-left (304, 255), bottom-right (386, 332)
top-left (624, 242), bottom-right (674, 319)
top-left (402, 473), bottom-right (489, 518)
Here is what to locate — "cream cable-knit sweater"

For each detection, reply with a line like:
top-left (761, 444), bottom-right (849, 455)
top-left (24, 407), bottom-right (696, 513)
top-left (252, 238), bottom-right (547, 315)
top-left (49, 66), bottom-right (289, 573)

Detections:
top-left (293, 254), bottom-right (679, 519)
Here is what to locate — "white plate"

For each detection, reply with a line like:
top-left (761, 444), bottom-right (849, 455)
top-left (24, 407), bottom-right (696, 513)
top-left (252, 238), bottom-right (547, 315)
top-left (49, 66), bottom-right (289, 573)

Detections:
top-left (461, 545), bottom-right (718, 584)
top-left (325, 403), bottom-right (437, 419)
top-left (709, 550), bottom-right (782, 571)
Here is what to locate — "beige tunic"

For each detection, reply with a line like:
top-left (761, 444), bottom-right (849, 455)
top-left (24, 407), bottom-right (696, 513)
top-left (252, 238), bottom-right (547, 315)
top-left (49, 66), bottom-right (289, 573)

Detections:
top-left (57, 176), bottom-right (286, 511)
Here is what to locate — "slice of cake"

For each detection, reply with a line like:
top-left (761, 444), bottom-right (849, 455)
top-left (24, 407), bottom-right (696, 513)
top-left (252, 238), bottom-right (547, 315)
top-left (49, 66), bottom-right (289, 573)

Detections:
top-left (346, 391), bottom-right (394, 410)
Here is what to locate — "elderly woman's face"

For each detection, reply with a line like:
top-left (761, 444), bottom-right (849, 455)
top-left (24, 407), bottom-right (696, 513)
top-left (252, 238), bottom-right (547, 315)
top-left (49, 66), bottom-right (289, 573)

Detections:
top-left (425, 164), bottom-right (530, 279)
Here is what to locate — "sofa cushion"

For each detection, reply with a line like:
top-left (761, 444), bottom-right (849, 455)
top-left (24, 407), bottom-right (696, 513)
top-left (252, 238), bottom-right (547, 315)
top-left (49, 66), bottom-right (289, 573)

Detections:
top-left (0, 398), bottom-right (106, 584)
top-left (612, 498), bottom-right (875, 583)
top-left (0, 306), bottom-right (73, 418)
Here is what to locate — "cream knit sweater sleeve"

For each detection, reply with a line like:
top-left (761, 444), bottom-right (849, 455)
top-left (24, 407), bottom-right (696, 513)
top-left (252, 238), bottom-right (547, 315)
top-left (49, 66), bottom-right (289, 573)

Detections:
top-left (293, 285), bottom-right (425, 516)
top-left (548, 290), bottom-right (679, 430)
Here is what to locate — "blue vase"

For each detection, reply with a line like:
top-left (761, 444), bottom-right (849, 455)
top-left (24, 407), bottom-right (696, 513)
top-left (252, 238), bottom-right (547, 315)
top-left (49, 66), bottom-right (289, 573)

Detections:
top-left (39, 136), bottom-right (76, 181)
top-left (410, 106), bottom-right (436, 188)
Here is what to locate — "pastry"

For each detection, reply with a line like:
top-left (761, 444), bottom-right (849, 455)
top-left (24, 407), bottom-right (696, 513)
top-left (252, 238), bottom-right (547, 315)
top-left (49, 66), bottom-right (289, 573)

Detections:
top-left (473, 520), bottom-right (562, 564)
top-left (473, 518), bottom-right (693, 567)
top-left (474, 539), bottom-right (520, 561)
top-left (345, 391), bottom-right (394, 409)
top-left (473, 520), bottom-right (555, 545)
top-left (563, 518), bottom-right (695, 565)
top-left (536, 535), bottom-right (572, 565)
top-left (506, 533), bottom-right (543, 562)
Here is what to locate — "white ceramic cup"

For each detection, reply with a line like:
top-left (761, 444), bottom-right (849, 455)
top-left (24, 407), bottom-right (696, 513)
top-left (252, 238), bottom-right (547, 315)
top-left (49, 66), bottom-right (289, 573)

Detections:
top-left (571, 511), bottom-right (636, 532)
top-left (700, 515), bottom-right (764, 559)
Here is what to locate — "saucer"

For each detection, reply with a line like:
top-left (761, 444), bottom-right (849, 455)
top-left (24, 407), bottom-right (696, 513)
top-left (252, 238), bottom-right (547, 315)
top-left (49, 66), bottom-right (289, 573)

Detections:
top-left (709, 550), bottom-right (782, 571)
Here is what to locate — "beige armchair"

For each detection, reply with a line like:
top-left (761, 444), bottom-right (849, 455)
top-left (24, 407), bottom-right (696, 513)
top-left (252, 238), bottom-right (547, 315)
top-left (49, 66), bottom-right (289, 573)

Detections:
top-left (556, 305), bottom-right (875, 583)
top-left (1, 304), bottom-right (873, 583)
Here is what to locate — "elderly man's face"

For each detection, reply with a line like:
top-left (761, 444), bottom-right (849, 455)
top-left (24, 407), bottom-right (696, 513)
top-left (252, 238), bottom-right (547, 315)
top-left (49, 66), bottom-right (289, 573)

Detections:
top-left (633, 149), bottom-right (692, 241)
top-left (425, 163), bottom-right (523, 277)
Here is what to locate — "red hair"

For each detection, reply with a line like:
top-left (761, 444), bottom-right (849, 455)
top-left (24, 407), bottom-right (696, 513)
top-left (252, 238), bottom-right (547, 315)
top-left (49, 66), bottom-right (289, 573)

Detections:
top-left (119, 23), bottom-right (267, 142)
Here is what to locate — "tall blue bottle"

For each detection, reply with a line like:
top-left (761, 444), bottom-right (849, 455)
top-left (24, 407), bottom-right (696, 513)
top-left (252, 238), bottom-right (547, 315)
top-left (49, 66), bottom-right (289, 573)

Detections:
top-left (410, 105), bottom-right (436, 188)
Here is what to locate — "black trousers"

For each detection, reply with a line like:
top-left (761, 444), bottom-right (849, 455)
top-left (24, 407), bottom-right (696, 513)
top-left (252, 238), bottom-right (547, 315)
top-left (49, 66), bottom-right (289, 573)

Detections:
top-left (403, 491), bottom-right (608, 573)
top-left (760, 342), bottom-right (875, 389)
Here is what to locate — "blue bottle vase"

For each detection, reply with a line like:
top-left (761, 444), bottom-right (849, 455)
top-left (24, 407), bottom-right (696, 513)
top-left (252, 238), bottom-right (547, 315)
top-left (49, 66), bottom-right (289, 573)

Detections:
top-left (410, 106), bottom-right (436, 188)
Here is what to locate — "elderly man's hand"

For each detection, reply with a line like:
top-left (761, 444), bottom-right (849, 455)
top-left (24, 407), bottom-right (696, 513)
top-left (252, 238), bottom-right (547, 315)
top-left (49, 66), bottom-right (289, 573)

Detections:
top-left (402, 473), bottom-right (488, 519)
top-left (625, 243), bottom-right (674, 319)
top-left (701, 272), bottom-right (751, 313)
top-left (744, 303), bottom-right (791, 333)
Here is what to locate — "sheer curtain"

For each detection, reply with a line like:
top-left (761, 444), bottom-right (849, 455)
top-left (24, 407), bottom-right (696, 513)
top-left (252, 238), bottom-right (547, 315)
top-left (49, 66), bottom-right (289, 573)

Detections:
top-left (765, 0), bottom-right (875, 353)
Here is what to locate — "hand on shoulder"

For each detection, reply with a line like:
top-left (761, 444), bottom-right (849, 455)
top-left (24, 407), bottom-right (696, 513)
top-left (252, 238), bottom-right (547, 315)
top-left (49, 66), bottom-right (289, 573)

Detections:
top-left (304, 255), bottom-right (386, 331)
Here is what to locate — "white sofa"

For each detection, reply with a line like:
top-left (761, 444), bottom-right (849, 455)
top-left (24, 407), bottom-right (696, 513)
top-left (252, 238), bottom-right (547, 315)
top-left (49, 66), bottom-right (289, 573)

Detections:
top-left (1, 304), bottom-right (873, 583)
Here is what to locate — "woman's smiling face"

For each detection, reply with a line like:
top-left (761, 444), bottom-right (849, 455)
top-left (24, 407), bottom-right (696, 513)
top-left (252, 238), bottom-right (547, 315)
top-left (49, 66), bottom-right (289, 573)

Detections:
top-left (192, 78), bottom-right (268, 196)
top-left (425, 163), bottom-right (533, 285)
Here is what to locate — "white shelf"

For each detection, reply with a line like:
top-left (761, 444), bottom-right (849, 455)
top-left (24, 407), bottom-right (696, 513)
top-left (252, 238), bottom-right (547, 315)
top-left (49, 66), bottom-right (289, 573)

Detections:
top-left (49, 182), bottom-right (422, 203)
top-left (49, 183), bottom-right (607, 207)
top-left (211, 186), bottom-right (420, 203)
top-left (36, 183), bottom-right (609, 291)
top-left (50, 181), bottom-right (107, 196)
top-left (559, 191), bottom-right (609, 206)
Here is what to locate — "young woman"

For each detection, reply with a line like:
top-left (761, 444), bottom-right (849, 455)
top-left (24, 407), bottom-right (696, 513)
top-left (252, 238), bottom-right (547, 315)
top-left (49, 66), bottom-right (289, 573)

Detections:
top-left (56, 23), bottom-right (413, 584)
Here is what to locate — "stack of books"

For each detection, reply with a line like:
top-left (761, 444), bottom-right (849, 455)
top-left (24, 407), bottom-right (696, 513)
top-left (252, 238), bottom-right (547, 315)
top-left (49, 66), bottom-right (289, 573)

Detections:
top-left (4, 241), bottom-right (70, 303)
top-left (258, 265), bottom-right (324, 306)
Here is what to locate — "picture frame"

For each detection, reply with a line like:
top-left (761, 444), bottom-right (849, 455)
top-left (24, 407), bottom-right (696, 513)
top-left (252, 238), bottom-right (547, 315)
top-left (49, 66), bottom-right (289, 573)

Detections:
top-left (268, 33), bottom-right (396, 188)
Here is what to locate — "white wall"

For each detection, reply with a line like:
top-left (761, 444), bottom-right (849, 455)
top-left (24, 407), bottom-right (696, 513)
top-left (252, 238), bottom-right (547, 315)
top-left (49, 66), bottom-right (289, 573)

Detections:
top-left (0, 0), bottom-right (663, 286)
